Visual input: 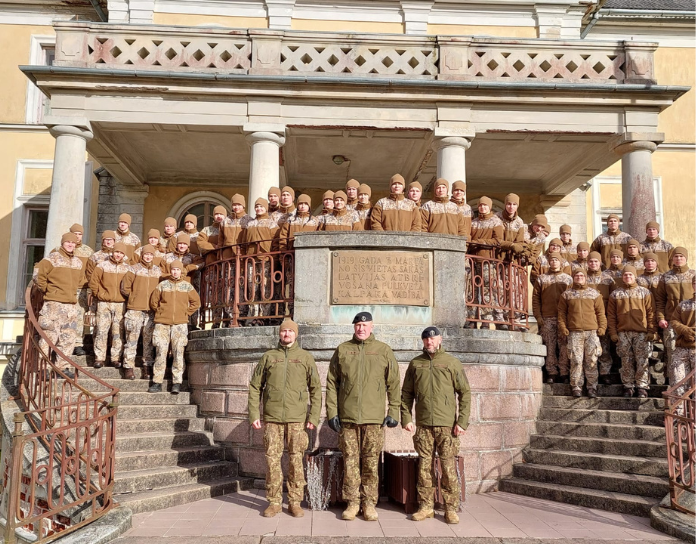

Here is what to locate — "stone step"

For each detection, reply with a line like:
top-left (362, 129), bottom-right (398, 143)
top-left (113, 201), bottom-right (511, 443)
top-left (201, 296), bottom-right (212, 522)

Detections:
top-left (535, 420), bottom-right (666, 442)
top-left (116, 417), bottom-right (206, 434)
top-left (512, 464), bottom-right (669, 499)
top-left (116, 445), bottom-right (225, 472)
top-left (115, 477), bottom-right (253, 515)
top-left (539, 407), bottom-right (664, 426)
top-left (523, 448), bottom-right (669, 478)
top-left (542, 396), bottom-right (665, 411)
top-left (117, 403), bottom-right (199, 420)
top-left (543, 383), bottom-right (667, 398)
top-left (114, 460), bottom-right (237, 494)
top-left (77, 378), bottom-right (188, 392)
top-left (117, 391), bottom-right (192, 405)
top-left (530, 434), bottom-right (667, 458)
top-left (115, 431), bottom-right (214, 453)
top-left (499, 478), bottom-right (660, 517)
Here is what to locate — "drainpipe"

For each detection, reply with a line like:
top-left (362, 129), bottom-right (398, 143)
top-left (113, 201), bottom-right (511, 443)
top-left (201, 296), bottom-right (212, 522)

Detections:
top-left (88, 0), bottom-right (108, 22)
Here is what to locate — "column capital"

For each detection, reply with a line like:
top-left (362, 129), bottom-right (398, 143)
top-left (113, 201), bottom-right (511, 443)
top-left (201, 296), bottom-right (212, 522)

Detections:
top-left (614, 140), bottom-right (658, 156)
top-left (612, 131), bottom-right (664, 155)
top-left (45, 116), bottom-right (93, 141)
top-left (432, 136), bottom-right (471, 152)
top-left (244, 131), bottom-right (286, 147)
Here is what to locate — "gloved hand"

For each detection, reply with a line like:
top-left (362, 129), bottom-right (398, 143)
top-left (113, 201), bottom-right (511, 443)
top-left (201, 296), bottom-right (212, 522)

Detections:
top-left (382, 416), bottom-right (398, 428)
top-left (560, 327), bottom-right (569, 337)
top-left (328, 416), bottom-right (341, 433)
top-left (185, 264), bottom-right (198, 273)
top-left (512, 243), bottom-right (524, 254)
top-left (499, 240), bottom-right (513, 250)
top-left (597, 329), bottom-right (605, 337)
top-left (536, 318), bottom-right (544, 328)
top-left (611, 334), bottom-right (619, 343)
top-left (650, 332), bottom-right (659, 342)
top-left (685, 333), bottom-right (695, 343)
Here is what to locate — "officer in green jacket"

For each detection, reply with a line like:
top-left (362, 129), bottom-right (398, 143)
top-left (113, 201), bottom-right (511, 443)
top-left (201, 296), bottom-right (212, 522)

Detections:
top-left (248, 318), bottom-right (321, 519)
top-left (326, 311), bottom-right (401, 522)
top-left (401, 326), bottom-right (471, 525)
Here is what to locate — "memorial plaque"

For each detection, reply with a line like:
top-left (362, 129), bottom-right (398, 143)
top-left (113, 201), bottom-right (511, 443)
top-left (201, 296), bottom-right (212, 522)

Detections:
top-left (331, 250), bottom-right (431, 306)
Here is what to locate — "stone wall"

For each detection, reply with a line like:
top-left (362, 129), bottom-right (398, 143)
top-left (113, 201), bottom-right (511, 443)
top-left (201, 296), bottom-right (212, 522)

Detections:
top-left (186, 325), bottom-right (546, 494)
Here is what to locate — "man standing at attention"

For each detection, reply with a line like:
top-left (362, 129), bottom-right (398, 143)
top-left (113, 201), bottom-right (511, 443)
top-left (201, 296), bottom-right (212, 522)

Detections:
top-left (248, 319), bottom-right (321, 518)
top-left (401, 326), bottom-right (470, 524)
top-left (326, 312), bottom-right (401, 522)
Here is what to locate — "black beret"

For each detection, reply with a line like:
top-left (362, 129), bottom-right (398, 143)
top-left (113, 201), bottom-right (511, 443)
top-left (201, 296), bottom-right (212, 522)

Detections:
top-left (352, 311), bottom-right (373, 324)
top-left (421, 326), bottom-right (441, 339)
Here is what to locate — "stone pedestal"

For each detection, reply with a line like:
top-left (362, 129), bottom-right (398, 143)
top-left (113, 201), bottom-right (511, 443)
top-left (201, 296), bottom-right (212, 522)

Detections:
top-left (244, 126), bottom-right (286, 208)
top-left (44, 121), bottom-right (93, 257)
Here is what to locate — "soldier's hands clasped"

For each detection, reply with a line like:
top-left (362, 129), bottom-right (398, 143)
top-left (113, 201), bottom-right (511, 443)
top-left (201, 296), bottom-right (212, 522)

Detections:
top-left (328, 416), bottom-right (341, 433)
top-left (382, 415), bottom-right (398, 428)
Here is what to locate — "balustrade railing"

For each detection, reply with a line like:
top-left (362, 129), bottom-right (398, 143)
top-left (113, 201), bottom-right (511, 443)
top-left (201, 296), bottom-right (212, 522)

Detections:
top-left (2, 286), bottom-right (118, 543)
top-left (52, 23), bottom-right (657, 85)
top-left (663, 368), bottom-right (695, 515)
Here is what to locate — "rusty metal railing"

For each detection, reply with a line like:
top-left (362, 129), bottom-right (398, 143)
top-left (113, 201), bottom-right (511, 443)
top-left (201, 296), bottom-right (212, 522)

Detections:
top-left (465, 248), bottom-right (530, 330)
top-left (199, 240), bottom-right (294, 328)
top-left (2, 286), bottom-right (118, 543)
top-left (663, 368), bottom-right (695, 515)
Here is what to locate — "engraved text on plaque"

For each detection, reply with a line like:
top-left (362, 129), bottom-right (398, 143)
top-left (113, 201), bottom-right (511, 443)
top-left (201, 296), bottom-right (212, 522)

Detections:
top-left (331, 250), bottom-right (431, 306)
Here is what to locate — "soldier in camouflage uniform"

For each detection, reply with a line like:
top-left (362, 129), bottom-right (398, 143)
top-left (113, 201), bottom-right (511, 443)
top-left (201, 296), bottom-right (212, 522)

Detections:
top-left (590, 213), bottom-right (632, 269)
top-left (558, 269), bottom-right (607, 397)
top-left (148, 260), bottom-right (200, 394)
top-left (450, 180), bottom-right (472, 241)
top-left (35, 232), bottom-right (84, 377)
top-left (248, 319), bottom-right (321, 518)
top-left (345, 178), bottom-right (360, 210)
top-left (114, 213), bottom-right (141, 262)
top-left (354, 184), bottom-right (373, 230)
top-left (326, 312), bottom-right (401, 522)
top-left (320, 191), bottom-right (363, 231)
top-left (558, 224), bottom-right (577, 263)
top-left (160, 217), bottom-right (178, 253)
top-left (640, 221), bottom-right (674, 274)
top-left (134, 229), bottom-right (166, 267)
top-left (669, 276), bottom-right (695, 398)
top-left (608, 266), bottom-right (656, 397)
top-left (586, 252), bottom-right (617, 383)
top-left (401, 326), bottom-right (470, 524)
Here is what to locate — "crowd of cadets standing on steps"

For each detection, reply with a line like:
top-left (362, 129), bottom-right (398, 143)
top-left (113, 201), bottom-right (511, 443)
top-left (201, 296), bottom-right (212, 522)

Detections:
top-left (33, 175), bottom-right (694, 401)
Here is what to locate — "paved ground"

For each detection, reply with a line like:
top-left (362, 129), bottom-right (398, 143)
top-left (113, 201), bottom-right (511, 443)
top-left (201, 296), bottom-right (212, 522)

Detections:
top-left (116, 489), bottom-right (677, 542)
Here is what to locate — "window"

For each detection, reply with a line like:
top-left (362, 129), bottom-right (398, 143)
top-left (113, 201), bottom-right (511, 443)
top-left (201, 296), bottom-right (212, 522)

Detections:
top-left (169, 192), bottom-right (230, 231)
top-left (178, 202), bottom-right (216, 230)
top-left (22, 209), bottom-right (48, 290)
top-left (26, 37), bottom-right (55, 124)
top-left (591, 177), bottom-right (663, 239)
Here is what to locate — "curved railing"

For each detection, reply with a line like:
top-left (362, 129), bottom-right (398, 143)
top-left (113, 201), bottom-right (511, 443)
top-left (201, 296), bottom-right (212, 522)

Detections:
top-left (2, 285), bottom-right (118, 543)
top-left (663, 368), bottom-right (695, 515)
top-left (199, 238), bottom-right (529, 329)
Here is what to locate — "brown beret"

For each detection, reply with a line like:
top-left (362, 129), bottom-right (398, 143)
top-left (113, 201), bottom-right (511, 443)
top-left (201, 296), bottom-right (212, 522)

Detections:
top-left (559, 224), bottom-right (572, 234)
top-left (607, 214), bottom-right (620, 222)
top-left (113, 242), bottom-right (128, 254)
top-left (646, 221), bottom-right (660, 230)
top-left (279, 318), bottom-right (299, 336)
top-left (213, 205), bottom-right (227, 216)
top-left (408, 181), bottom-right (423, 191)
top-left (141, 244), bottom-right (155, 255)
top-left (390, 174), bottom-right (405, 186)
top-left (674, 246), bottom-right (688, 259)
top-left (297, 194), bottom-right (311, 206)
top-left (255, 197), bottom-right (269, 209)
top-left (69, 223), bottom-right (84, 234)
top-left (346, 179), bottom-right (360, 190)
top-left (548, 252), bottom-right (562, 261)
top-left (102, 230), bottom-right (116, 240)
top-left (627, 238), bottom-right (640, 247)
top-left (577, 241), bottom-right (590, 251)
top-left (334, 190), bottom-right (347, 201)
top-left (623, 265), bottom-right (637, 276)
top-left (169, 259), bottom-right (184, 270)
top-left (322, 190), bottom-right (334, 201)
top-left (61, 232), bottom-right (78, 244)
top-left (231, 194), bottom-right (246, 207)
top-left (589, 251), bottom-right (602, 261)
top-left (118, 213), bottom-right (131, 225)
top-left (434, 178), bottom-right (449, 191)
top-left (148, 228), bottom-right (161, 239)
top-left (532, 214), bottom-right (549, 227)
top-left (505, 193), bottom-right (520, 205)
top-left (642, 252), bottom-right (658, 262)
top-left (610, 249), bottom-right (623, 258)
top-left (164, 217), bottom-right (177, 227)
top-left (268, 187), bottom-right (281, 197)
top-left (358, 184), bottom-right (371, 197)
top-left (177, 233), bottom-right (191, 245)
top-left (452, 180), bottom-right (466, 192)
top-left (479, 196), bottom-right (492, 207)
top-left (549, 238), bottom-right (563, 247)
top-left (184, 214), bottom-right (197, 226)
top-left (281, 186), bottom-right (295, 198)
top-left (572, 268), bottom-right (586, 277)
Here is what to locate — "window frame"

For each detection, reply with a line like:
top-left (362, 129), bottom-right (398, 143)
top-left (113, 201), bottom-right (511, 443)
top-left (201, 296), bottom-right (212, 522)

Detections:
top-left (20, 208), bottom-right (49, 293)
top-left (168, 191), bottom-right (230, 231)
top-left (25, 35), bottom-right (56, 125)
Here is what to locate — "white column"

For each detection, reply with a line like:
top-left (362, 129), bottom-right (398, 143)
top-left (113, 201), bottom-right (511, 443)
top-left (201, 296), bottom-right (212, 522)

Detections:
top-left (245, 129), bottom-right (286, 208)
top-left (45, 123), bottom-right (93, 257)
top-left (614, 139), bottom-right (658, 239)
top-left (433, 136), bottom-right (471, 185)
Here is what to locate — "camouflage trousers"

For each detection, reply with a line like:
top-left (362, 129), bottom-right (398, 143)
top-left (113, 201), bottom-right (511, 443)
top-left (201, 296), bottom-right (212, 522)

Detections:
top-left (94, 301), bottom-right (125, 363)
top-left (189, 271), bottom-right (201, 328)
top-left (598, 333), bottom-right (613, 376)
top-left (75, 288), bottom-right (90, 346)
top-left (152, 323), bottom-right (188, 384)
top-left (617, 331), bottom-right (651, 390)
top-left (38, 301), bottom-right (78, 369)
top-left (413, 426), bottom-right (461, 511)
top-left (669, 347), bottom-right (694, 398)
top-left (124, 310), bottom-right (155, 368)
top-left (263, 422), bottom-right (309, 506)
top-left (568, 330), bottom-right (601, 391)
top-left (540, 318), bottom-right (569, 377)
top-left (663, 326), bottom-right (676, 370)
top-left (339, 423), bottom-right (384, 506)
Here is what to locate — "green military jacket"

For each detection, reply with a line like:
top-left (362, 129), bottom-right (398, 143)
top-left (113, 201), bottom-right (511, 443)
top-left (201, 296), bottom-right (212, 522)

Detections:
top-left (326, 334), bottom-right (401, 425)
top-left (400, 346), bottom-right (471, 430)
top-left (248, 342), bottom-right (322, 426)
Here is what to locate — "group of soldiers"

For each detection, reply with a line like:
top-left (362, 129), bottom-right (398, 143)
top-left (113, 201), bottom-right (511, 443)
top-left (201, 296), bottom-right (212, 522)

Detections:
top-left (248, 313), bottom-right (471, 524)
top-left (531, 215), bottom-right (694, 400)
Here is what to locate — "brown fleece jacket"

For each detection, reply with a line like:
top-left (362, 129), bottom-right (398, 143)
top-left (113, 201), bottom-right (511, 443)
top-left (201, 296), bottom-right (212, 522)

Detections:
top-left (656, 265), bottom-right (696, 322)
top-left (560, 241), bottom-right (578, 263)
top-left (89, 256), bottom-right (131, 303)
top-left (607, 283), bottom-right (656, 336)
top-left (220, 212), bottom-right (252, 258)
top-left (640, 237), bottom-right (674, 273)
top-left (355, 202), bottom-right (372, 230)
top-left (469, 212), bottom-right (504, 259)
top-left (121, 262), bottom-right (163, 311)
top-left (587, 269), bottom-right (616, 309)
top-left (671, 298), bottom-right (695, 348)
top-left (160, 233), bottom-right (177, 253)
top-left (321, 208), bottom-right (363, 232)
top-left (197, 223), bottom-right (222, 265)
top-left (420, 197), bottom-right (467, 235)
top-left (530, 253), bottom-right (572, 285)
top-left (150, 277), bottom-right (201, 325)
top-left (590, 230), bottom-right (632, 268)
top-left (115, 229), bottom-right (141, 261)
top-left (245, 214), bottom-right (280, 254)
top-left (370, 194), bottom-right (421, 232)
top-left (279, 212), bottom-right (320, 250)
top-left (532, 270), bottom-right (573, 320)
top-left (637, 270), bottom-right (661, 327)
top-left (36, 248), bottom-right (84, 304)
top-left (558, 284), bottom-right (607, 334)
top-left (450, 199), bottom-right (472, 240)
top-left (133, 246), bottom-right (165, 268)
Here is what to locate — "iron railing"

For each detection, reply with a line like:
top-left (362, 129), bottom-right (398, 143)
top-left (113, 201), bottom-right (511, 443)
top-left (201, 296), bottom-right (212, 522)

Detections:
top-left (199, 240), bottom-right (294, 328)
top-left (2, 286), bottom-right (118, 543)
top-left (663, 368), bottom-right (695, 515)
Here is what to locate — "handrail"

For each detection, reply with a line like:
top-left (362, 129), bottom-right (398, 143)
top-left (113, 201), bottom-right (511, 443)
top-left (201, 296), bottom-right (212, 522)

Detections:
top-left (663, 368), bottom-right (695, 515)
top-left (2, 285), bottom-right (118, 543)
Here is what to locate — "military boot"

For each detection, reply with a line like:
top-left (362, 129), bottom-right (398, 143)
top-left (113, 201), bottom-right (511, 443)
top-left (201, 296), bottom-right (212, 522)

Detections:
top-left (444, 510), bottom-right (460, 524)
top-left (362, 503), bottom-right (378, 521)
top-left (342, 502), bottom-right (360, 520)
top-left (411, 507), bottom-right (434, 521)
top-left (288, 504), bottom-right (304, 518)
top-left (263, 504), bottom-right (281, 518)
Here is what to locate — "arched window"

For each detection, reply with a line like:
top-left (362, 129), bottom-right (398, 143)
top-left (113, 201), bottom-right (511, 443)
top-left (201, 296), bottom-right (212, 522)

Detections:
top-left (168, 191), bottom-right (230, 231)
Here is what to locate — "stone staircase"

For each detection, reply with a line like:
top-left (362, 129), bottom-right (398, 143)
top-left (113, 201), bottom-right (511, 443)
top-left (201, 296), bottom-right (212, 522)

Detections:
top-left (500, 382), bottom-right (669, 517)
top-left (72, 355), bottom-right (253, 514)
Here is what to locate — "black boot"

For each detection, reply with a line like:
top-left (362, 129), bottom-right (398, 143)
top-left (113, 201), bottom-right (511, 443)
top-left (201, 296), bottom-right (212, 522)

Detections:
top-left (73, 346), bottom-right (86, 356)
top-left (623, 387), bottom-right (633, 398)
top-left (171, 383), bottom-right (181, 395)
top-left (148, 382), bottom-right (162, 393)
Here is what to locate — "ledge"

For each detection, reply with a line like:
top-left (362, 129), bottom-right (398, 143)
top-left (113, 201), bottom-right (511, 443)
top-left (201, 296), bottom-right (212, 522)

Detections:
top-left (292, 231), bottom-right (467, 252)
